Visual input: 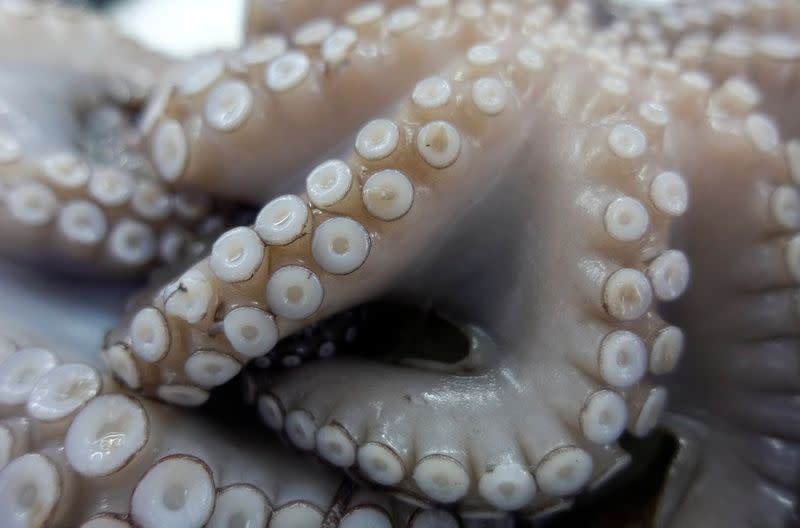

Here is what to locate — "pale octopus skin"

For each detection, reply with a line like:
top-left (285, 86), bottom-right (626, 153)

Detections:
top-left (0, 2), bottom-right (234, 276)
top-left (0, 0), bottom-right (797, 527)
top-left (0, 262), bottom-right (468, 528)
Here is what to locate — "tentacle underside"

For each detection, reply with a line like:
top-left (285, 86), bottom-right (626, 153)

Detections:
top-left (652, 70), bottom-right (800, 526)
top-left (615, 0), bottom-right (800, 136)
top-left (143, 1), bottom-right (591, 203)
top-left (0, 262), bottom-right (473, 528)
top-left (0, 0), bottom-right (799, 526)
top-left (0, 4), bottom-right (232, 276)
top-left (0, 342), bottom-right (473, 528)
top-left (107, 16), bottom-right (693, 515)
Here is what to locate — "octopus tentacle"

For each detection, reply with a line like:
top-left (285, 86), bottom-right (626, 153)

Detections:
top-left (619, 0), bottom-right (800, 49)
top-left (0, 77), bottom-right (223, 275)
top-left (644, 69), bottom-right (800, 526)
top-left (698, 30), bottom-right (799, 137)
top-left (0, 333), bottom-right (479, 528)
top-left (108, 36), bottom-right (688, 515)
top-left (0, 3), bottom-right (232, 275)
top-left (107, 37), bottom-right (540, 397)
top-left (616, 0), bottom-right (800, 138)
top-left (0, 346), bottom-right (331, 526)
top-left (0, 0), bottom-right (797, 525)
top-left (143, 0), bottom-right (590, 203)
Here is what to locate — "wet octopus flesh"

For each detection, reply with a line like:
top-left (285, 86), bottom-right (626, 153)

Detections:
top-left (0, 0), bottom-right (798, 527)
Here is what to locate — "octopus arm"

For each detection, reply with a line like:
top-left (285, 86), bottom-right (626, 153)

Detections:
top-left (143, 1), bottom-right (591, 203)
top-left (0, 261), bottom-right (472, 527)
top-left (614, 0), bottom-right (800, 137)
top-left (108, 26), bottom-right (693, 515)
top-left (0, 3), bottom-right (229, 276)
top-left (638, 25), bottom-right (800, 525)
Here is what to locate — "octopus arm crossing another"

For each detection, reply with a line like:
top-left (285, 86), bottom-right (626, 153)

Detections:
top-left (595, 4), bottom-right (800, 524)
top-left (0, 0), bottom-right (798, 526)
top-left (0, 4), bottom-right (225, 276)
top-left (0, 331), bottom-right (475, 528)
top-left (614, 0), bottom-right (800, 138)
top-left (0, 258), bottom-right (470, 527)
top-left (144, 1), bottom-right (592, 202)
top-left (108, 33), bottom-right (691, 516)
top-left (651, 70), bottom-right (800, 526)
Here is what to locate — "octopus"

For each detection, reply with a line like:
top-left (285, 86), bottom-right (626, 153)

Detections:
top-left (0, 0), bottom-right (797, 526)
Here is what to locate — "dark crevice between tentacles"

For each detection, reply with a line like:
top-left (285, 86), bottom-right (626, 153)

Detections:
top-left (205, 302), bottom-right (473, 425)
